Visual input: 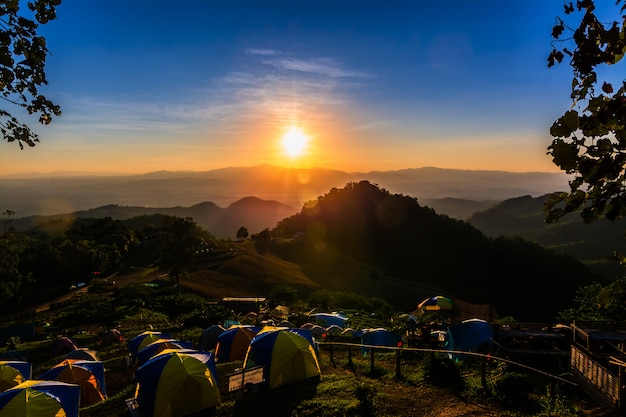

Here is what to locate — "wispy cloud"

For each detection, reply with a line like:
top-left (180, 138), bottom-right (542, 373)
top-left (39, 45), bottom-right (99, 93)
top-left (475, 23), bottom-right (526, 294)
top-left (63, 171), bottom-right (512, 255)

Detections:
top-left (244, 48), bottom-right (280, 56)
top-left (264, 56), bottom-right (371, 79)
top-left (54, 49), bottom-right (373, 139)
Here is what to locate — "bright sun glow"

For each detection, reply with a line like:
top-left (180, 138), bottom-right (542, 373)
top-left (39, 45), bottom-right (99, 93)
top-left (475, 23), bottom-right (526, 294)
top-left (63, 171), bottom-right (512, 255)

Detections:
top-left (281, 127), bottom-right (309, 158)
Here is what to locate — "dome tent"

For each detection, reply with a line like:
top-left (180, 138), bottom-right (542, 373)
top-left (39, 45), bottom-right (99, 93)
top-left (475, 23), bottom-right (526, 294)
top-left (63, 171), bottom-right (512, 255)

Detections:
top-left (0, 361), bottom-right (31, 392)
top-left (199, 325), bottom-right (225, 351)
top-left (215, 326), bottom-right (260, 363)
top-left (136, 339), bottom-right (193, 366)
top-left (64, 348), bottom-right (100, 362)
top-left (128, 331), bottom-right (172, 357)
top-left (0, 380), bottom-right (80, 417)
top-left (39, 360), bottom-right (106, 407)
top-left (50, 337), bottom-right (77, 357)
top-left (360, 328), bottom-right (402, 353)
top-left (243, 329), bottom-right (320, 389)
top-left (447, 318), bottom-right (493, 362)
top-left (100, 328), bottom-right (124, 347)
top-left (135, 350), bottom-right (221, 417)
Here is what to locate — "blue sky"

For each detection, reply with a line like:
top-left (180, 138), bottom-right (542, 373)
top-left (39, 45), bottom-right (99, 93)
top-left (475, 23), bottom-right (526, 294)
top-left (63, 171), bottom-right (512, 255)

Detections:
top-left (1, 1), bottom-right (586, 175)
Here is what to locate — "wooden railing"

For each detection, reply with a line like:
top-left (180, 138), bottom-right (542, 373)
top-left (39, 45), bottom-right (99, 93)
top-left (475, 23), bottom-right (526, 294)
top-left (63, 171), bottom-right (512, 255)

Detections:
top-left (570, 344), bottom-right (620, 408)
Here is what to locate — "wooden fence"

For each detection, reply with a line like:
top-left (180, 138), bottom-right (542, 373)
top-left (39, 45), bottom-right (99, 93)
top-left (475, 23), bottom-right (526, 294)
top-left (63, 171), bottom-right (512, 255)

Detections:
top-left (570, 344), bottom-right (620, 410)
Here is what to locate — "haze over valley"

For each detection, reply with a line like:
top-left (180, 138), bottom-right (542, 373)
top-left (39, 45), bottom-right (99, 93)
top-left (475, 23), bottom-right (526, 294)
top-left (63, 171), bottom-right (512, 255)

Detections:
top-left (1, 165), bottom-right (570, 218)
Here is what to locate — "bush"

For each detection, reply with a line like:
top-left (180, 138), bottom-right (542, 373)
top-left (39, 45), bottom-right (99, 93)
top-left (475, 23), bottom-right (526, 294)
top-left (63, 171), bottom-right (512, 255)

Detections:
top-left (421, 353), bottom-right (464, 392)
top-left (495, 371), bottom-right (535, 406)
top-left (354, 382), bottom-right (377, 417)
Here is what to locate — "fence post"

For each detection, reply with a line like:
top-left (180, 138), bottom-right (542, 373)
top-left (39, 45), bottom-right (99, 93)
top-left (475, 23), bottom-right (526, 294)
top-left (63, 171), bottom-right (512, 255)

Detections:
top-left (395, 345), bottom-right (402, 379)
top-left (370, 347), bottom-right (375, 374)
top-left (347, 345), bottom-right (353, 368)
top-left (329, 343), bottom-right (335, 367)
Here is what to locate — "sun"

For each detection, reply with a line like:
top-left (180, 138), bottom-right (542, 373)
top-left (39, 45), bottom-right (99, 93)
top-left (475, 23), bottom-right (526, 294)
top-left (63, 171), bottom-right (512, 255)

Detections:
top-left (281, 127), bottom-right (309, 158)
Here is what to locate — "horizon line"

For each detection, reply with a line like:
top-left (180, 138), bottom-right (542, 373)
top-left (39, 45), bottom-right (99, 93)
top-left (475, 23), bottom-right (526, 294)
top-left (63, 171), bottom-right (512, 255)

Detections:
top-left (0, 163), bottom-right (567, 179)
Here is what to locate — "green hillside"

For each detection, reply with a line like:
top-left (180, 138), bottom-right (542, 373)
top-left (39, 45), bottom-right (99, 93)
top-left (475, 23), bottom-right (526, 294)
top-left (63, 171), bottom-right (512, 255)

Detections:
top-left (467, 194), bottom-right (626, 282)
top-left (1, 183), bottom-right (598, 323)
top-left (269, 181), bottom-right (595, 321)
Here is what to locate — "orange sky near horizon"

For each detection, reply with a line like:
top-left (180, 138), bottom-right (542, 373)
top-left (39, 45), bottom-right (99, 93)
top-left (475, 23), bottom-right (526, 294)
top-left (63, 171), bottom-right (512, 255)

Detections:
top-left (0, 1), bottom-right (578, 178)
top-left (0, 124), bottom-right (561, 176)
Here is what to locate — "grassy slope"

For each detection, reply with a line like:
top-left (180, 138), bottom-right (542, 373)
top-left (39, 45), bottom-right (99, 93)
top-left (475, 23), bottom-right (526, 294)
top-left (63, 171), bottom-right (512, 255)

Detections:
top-left (177, 241), bottom-right (445, 311)
top-left (0, 244), bottom-right (614, 417)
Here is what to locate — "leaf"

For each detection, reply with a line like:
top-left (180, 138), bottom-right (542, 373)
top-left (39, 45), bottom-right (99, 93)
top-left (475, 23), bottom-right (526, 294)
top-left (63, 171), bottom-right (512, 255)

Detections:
top-left (550, 110), bottom-right (579, 137)
top-left (552, 21), bottom-right (565, 39)
top-left (549, 139), bottom-right (579, 171)
top-left (602, 82), bottom-right (614, 93)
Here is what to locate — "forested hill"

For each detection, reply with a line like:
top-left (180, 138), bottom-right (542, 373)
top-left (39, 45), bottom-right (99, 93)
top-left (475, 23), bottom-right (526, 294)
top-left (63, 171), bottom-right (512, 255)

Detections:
top-left (467, 194), bottom-right (626, 282)
top-left (270, 181), bottom-right (595, 321)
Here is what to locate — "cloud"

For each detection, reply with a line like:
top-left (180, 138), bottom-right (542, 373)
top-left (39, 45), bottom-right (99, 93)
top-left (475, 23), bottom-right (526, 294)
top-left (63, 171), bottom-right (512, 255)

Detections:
top-left (244, 48), bottom-right (280, 56)
top-left (263, 56), bottom-right (371, 79)
top-left (52, 50), bottom-right (373, 139)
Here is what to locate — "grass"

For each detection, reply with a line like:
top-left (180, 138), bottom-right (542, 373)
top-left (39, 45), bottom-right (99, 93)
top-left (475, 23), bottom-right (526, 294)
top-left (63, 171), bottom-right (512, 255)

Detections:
top-left (1, 318), bottom-right (614, 417)
top-left (0, 249), bottom-right (617, 417)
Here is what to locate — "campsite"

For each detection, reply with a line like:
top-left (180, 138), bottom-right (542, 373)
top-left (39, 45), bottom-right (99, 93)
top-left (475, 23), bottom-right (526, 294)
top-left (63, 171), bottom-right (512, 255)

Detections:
top-left (1, 181), bottom-right (625, 416)
top-left (0, 260), bottom-right (620, 417)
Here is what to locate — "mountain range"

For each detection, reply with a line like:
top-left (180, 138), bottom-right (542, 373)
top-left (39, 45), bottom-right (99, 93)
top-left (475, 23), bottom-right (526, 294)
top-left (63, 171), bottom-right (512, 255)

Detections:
top-left (1, 164), bottom-right (570, 218)
top-left (467, 195), bottom-right (626, 282)
top-left (8, 197), bottom-right (298, 240)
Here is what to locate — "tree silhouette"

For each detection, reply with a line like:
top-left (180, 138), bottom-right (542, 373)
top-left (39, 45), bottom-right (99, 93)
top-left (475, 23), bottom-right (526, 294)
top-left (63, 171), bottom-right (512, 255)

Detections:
top-left (236, 226), bottom-right (249, 240)
top-left (546, 1), bottom-right (626, 223)
top-left (1, 0), bottom-right (61, 148)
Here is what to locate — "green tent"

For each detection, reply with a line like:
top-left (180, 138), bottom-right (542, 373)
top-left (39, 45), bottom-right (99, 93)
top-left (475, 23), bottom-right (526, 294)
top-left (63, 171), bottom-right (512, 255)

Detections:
top-left (244, 329), bottom-right (320, 389)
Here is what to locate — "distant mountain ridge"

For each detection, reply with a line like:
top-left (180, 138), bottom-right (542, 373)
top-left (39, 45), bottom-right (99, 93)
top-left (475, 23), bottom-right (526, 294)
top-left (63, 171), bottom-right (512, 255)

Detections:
top-left (467, 194), bottom-right (626, 282)
top-left (9, 197), bottom-right (298, 240)
top-left (1, 164), bottom-right (569, 218)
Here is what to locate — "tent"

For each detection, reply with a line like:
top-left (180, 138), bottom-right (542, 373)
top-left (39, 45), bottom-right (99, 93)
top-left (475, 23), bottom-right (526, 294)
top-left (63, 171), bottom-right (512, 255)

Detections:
top-left (39, 360), bottom-right (106, 407)
top-left (244, 329), bottom-right (321, 389)
top-left (0, 380), bottom-right (80, 417)
top-left (326, 325), bottom-right (343, 335)
top-left (65, 347), bottom-right (100, 362)
top-left (199, 325), bottom-right (225, 351)
top-left (215, 326), bottom-right (260, 362)
top-left (360, 328), bottom-right (402, 354)
top-left (308, 325), bottom-right (327, 337)
top-left (447, 318), bottom-right (493, 362)
top-left (418, 295), bottom-right (454, 311)
top-left (135, 350), bottom-right (221, 417)
top-left (136, 339), bottom-right (194, 366)
top-left (128, 331), bottom-right (172, 358)
top-left (100, 328), bottom-right (124, 347)
top-left (312, 313), bottom-right (348, 328)
top-left (0, 361), bottom-right (31, 392)
top-left (50, 337), bottom-right (77, 357)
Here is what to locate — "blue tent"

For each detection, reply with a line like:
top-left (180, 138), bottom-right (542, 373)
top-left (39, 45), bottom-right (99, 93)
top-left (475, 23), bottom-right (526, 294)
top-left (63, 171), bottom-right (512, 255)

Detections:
top-left (244, 329), bottom-right (320, 389)
top-left (0, 380), bottom-right (80, 417)
top-left (215, 326), bottom-right (261, 363)
top-left (360, 328), bottom-right (402, 354)
top-left (136, 339), bottom-right (194, 366)
top-left (128, 331), bottom-right (172, 358)
top-left (135, 350), bottom-right (220, 417)
top-left (39, 360), bottom-right (107, 407)
top-left (447, 318), bottom-right (493, 361)
top-left (312, 313), bottom-right (348, 328)
top-left (199, 325), bottom-right (225, 351)
top-left (0, 361), bottom-right (32, 392)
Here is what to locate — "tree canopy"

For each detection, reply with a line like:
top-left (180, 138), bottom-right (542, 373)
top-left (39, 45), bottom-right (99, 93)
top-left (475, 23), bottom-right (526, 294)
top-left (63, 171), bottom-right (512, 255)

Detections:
top-left (1, 0), bottom-right (61, 148)
top-left (272, 181), bottom-right (594, 321)
top-left (546, 1), bottom-right (626, 223)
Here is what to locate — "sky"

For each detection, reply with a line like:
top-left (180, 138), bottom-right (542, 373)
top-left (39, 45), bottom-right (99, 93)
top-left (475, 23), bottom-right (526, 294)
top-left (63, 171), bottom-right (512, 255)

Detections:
top-left (0, 1), bottom-right (593, 176)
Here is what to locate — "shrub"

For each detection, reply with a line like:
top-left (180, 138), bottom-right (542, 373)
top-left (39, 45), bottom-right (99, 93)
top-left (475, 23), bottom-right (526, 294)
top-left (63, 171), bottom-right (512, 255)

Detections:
top-left (421, 353), bottom-right (464, 392)
top-left (495, 371), bottom-right (535, 406)
top-left (354, 382), bottom-right (378, 417)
